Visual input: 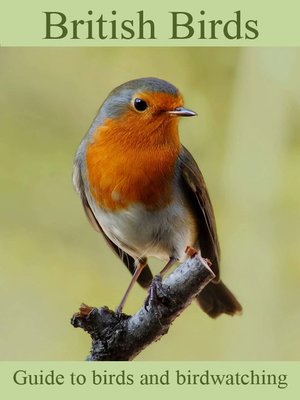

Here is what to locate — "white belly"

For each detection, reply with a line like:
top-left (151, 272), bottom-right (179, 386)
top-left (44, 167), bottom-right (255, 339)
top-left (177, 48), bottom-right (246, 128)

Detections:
top-left (90, 200), bottom-right (197, 262)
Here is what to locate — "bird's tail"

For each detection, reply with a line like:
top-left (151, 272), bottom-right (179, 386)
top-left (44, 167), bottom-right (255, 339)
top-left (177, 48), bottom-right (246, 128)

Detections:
top-left (196, 280), bottom-right (242, 318)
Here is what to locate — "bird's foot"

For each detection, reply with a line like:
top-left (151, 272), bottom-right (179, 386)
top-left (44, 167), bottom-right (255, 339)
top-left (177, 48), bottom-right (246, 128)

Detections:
top-left (114, 306), bottom-right (131, 322)
top-left (203, 257), bottom-right (212, 267)
top-left (144, 275), bottom-right (169, 312)
top-left (114, 306), bottom-right (123, 317)
top-left (185, 246), bottom-right (198, 258)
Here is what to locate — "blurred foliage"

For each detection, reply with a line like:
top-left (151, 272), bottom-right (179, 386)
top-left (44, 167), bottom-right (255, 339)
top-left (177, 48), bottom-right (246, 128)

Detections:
top-left (0, 48), bottom-right (299, 361)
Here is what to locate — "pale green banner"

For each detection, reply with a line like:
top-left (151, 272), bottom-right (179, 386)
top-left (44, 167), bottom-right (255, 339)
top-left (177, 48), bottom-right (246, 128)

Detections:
top-left (1, 362), bottom-right (299, 399)
top-left (0, 0), bottom-right (299, 46)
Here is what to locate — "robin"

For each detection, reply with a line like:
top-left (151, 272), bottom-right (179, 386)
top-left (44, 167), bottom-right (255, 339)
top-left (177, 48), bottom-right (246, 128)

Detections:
top-left (73, 77), bottom-right (242, 318)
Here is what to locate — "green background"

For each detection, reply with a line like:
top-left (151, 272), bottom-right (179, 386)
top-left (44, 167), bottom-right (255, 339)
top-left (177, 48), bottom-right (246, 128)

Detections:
top-left (1, 361), bottom-right (298, 399)
top-left (1, 0), bottom-right (300, 46)
top-left (0, 47), bottom-right (299, 361)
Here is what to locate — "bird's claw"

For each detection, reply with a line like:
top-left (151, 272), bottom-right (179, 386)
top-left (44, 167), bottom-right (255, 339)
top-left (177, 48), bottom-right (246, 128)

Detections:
top-left (114, 307), bottom-right (123, 318)
top-left (144, 275), bottom-right (169, 311)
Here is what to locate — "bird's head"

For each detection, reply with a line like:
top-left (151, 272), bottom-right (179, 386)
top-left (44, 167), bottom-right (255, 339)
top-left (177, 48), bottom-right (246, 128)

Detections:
top-left (91, 77), bottom-right (197, 147)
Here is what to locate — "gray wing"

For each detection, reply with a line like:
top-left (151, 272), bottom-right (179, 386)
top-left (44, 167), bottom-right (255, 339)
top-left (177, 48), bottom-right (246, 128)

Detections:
top-left (178, 146), bottom-right (220, 281)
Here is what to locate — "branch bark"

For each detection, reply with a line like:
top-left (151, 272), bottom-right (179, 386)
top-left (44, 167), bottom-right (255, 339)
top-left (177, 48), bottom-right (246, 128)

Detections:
top-left (71, 253), bottom-right (215, 361)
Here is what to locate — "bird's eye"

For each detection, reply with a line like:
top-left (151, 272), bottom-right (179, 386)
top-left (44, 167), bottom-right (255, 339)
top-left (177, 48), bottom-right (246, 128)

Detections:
top-left (133, 98), bottom-right (148, 112)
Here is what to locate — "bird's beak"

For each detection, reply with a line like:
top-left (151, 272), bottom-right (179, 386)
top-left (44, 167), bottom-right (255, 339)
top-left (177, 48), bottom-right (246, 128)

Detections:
top-left (167, 107), bottom-right (197, 117)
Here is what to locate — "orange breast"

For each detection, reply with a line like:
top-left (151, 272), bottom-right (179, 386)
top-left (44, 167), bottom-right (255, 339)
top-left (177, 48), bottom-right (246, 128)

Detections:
top-left (86, 118), bottom-right (180, 211)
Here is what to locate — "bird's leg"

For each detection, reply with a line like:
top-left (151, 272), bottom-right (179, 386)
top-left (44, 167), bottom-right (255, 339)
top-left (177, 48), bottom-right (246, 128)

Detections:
top-left (159, 257), bottom-right (178, 276)
top-left (145, 257), bottom-right (178, 311)
top-left (115, 259), bottom-right (147, 314)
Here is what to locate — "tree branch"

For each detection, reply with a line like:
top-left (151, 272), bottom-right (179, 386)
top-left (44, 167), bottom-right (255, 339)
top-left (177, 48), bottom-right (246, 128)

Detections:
top-left (71, 252), bottom-right (215, 361)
